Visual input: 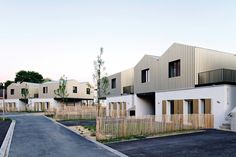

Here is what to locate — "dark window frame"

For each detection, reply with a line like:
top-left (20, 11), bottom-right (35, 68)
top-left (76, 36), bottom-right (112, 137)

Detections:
top-left (10, 89), bottom-right (14, 95)
top-left (141, 68), bottom-right (150, 83)
top-left (111, 78), bottom-right (116, 89)
top-left (73, 86), bottom-right (77, 93)
top-left (169, 59), bottom-right (181, 78)
top-left (86, 88), bottom-right (90, 95)
top-left (43, 87), bottom-right (48, 94)
top-left (169, 100), bottom-right (174, 115)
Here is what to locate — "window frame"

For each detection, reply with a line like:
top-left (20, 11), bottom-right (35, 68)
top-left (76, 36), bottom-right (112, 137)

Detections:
top-left (43, 87), bottom-right (48, 94)
top-left (73, 86), bottom-right (77, 93)
top-left (86, 88), bottom-right (90, 95)
top-left (141, 68), bottom-right (150, 83)
top-left (111, 78), bottom-right (116, 89)
top-left (10, 89), bottom-right (14, 95)
top-left (169, 59), bottom-right (181, 78)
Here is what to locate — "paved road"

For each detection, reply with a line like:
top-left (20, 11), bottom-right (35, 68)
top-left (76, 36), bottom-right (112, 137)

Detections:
top-left (108, 129), bottom-right (236, 157)
top-left (9, 115), bottom-right (119, 157)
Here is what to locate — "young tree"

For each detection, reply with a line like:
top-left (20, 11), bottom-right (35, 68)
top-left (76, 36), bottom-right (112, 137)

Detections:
top-left (93, 47), bottom-right (109, 105)
top-left (54, 76), bottom-right (69, 108)
top-left (21, 84), bottom-right (29, 109)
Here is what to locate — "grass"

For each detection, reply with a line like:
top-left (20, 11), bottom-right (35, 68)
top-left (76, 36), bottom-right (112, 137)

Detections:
top-left (84, 125), bottom-right (96, 131)
top-left (99, 129), bottom-right (202, 144)
top-left (0, 117), bottom-right (12, 121)
top-left (56, 118), bottom-right (96, 122)
top-left (99, 135), bottom-right (146, 144)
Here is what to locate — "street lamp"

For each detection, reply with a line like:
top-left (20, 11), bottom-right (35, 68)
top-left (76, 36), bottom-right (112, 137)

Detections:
top-left (0, 83), bottom-right (5, 120)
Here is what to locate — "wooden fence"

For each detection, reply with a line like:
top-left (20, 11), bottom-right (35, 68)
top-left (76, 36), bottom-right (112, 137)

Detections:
top-left (96, 114), bottom-right (214, 140)
top-left (46, 105), bottom-right (106, 120)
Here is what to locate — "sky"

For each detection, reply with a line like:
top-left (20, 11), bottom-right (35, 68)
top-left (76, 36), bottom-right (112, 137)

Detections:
top-left (1, 0), bottom-right (236, 83)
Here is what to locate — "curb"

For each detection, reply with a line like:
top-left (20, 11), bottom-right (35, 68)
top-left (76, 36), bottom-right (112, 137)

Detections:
top-left (0, 120), bottom-right (16, 157)
top-left (43, 115), bottom-right (128, 157)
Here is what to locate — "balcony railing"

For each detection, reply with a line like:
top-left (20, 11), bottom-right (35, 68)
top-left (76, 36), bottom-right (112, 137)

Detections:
top-left (123, 86), bottom-right (134, 95)
top-left (198, 69), bottom-right (236, 86)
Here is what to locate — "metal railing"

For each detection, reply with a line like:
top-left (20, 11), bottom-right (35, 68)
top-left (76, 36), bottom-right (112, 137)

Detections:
top-left (198, 69), bottom-right (236, 85)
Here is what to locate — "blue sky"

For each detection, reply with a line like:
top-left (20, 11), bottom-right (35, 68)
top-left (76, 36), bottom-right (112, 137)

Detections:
top-left (1, 0), bottom-right (236, 82)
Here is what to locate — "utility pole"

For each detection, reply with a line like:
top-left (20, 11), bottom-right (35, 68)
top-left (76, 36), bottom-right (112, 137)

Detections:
top-left (1, 83), bottom-right (5, 120)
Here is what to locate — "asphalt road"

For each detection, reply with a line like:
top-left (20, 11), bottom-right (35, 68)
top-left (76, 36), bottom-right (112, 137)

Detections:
top-left (0, 120), bottom-right (11, 147)
top-left (9, 115), bottom-right (119, 157)
top-left (108, 129), bottom-right (236, 157)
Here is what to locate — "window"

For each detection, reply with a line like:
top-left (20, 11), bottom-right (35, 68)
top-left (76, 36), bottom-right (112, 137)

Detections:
top-left (21, 88), bottom-right (28, 95)
top-left (73, 86), bottom-right (77, 93)
top-left (169, 100), bottom-right (174, 115)
top-left (43, 87), bottom-right (48, 94)
top-left (169, 59), bottom-right (181, 78)
top-left (141, 68), bottom-right (150, 83)
top-left (10, 89), bottom-right (14, 95)
top-left (111, 78), bottom-right (116, 89)
top-left (186, 100), bottom-right (193, 114)
top-left (86, 88), bottom-right (90, 95)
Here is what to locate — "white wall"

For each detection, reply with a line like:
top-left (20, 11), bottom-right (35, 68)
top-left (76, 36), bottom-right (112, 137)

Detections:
top-left (155, 85), bottom-right (236, 128)
top-left (106, 95), bottom-right (134, 115)
top-left (0, 99), bottom-right (26, 111)
top-left (28, 98), bottom-right (58, 110)
top-left (135, 94), bottom-right (155, 117)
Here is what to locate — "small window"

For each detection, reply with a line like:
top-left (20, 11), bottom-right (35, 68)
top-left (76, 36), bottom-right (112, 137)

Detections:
top-left (169, 59), bottom-right (181, 78)
top-left (141, 69), bottom-right (150, 83)
top-left (43, 87), bottom-right (48, 94)
top-left (21, 88), bottom-right (28, 94)
top-left (186, 100), bottom-right (193, 114)
top-left (10, 89), bottom-right (14, 95)
top-left (111, 78), bottom-right (116, 89)
top-left (73, 86), bottom-right (77, 93)
top-left (170, 100), bottom-right (174, 115)
top-left (86, 88), bottom-right (90, 95)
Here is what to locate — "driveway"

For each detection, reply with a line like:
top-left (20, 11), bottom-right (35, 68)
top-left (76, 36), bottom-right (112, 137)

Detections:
top-left (9, 114), bottom-right (120, 157)
top-left (108, 129), bottom-right (236, 157)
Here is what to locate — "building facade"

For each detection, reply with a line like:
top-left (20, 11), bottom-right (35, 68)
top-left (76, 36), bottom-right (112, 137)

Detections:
top-left (104, 43), bottom-right (236, 128)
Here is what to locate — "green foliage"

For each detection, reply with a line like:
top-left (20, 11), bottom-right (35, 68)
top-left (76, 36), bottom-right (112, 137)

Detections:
top-left (43, 78), bottom-right (52, 83)
top-left (54, 76), bottom-right (69, 103)
top-left (15, 70), bottom-right (44, 83)
top-left (93, 48), bottom-right (109, 103)
top-left (4, 80), bottom-right (14, 88)
top-left (21, 87), bottom-right (29, 100)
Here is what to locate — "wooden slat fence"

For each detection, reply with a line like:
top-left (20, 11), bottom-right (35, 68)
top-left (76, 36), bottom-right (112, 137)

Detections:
top-left (96, 114), bottom-right (214, 140)
top-left (45, 105), bottom-right (106, 120)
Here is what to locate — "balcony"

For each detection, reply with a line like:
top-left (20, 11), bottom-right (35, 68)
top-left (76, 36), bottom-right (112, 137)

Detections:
top-left (198, 69), bottom-right (236, 86)
top-left (123, 86), bottom-right (134, 95)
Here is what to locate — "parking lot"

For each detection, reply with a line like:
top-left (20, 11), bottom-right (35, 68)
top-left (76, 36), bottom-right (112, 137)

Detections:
top-left (108, 129), bottom-right (236, 157)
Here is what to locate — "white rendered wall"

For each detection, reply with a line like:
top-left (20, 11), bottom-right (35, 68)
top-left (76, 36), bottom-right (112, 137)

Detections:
top-left (135, 94), bottom-right (155, 117)
top-left (0, 99), bottom-right (26, 111)
top-left (28, 98), bottom-right (58, 110)
top-left (106, 95), bottom-right (134, 115)
top-left (155, 85), bottom-right (236, 129)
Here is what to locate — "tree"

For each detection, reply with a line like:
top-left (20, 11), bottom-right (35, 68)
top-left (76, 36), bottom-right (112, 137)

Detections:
top-left (21, 84), bottom-right (29, 106)
top-left (54, 76), bottom-right (69, 107)
top-left (4, 80), bottom-right (14, 89)
top-left (93, 47), bottom-right (109, 105)
top-left (15, 70), bottom-right (44, 83)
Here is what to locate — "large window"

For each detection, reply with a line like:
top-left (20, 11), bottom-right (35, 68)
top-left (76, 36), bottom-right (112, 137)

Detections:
top-left (73, 86), bottom-right (77, 93)
top-left (43, 87), bottom-right (48, 94)
top-left (111, 78), bottom-right (116, 89)
top-left (169, 60), bottom-right (181, 78)
top-left (141, 68), bottom-right (150, 83)
top-left (10, 89), bottom-right (14, 95)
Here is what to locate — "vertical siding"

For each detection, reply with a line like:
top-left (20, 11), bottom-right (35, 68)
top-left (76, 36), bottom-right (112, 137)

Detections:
top-left (157, 43), bottom-right (195, 91)
top-left (195, 47), bottom-right (236, 84)
top-left (134, 55), bottom-right (159, 94)
top-left (107, 72), bottom-right (122, 97)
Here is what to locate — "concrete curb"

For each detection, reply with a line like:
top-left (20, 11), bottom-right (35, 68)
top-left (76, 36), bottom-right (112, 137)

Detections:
top-left (43, 115), bottom-right (129, 157)
top-left (0, 120), bottom-right (16, 157)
